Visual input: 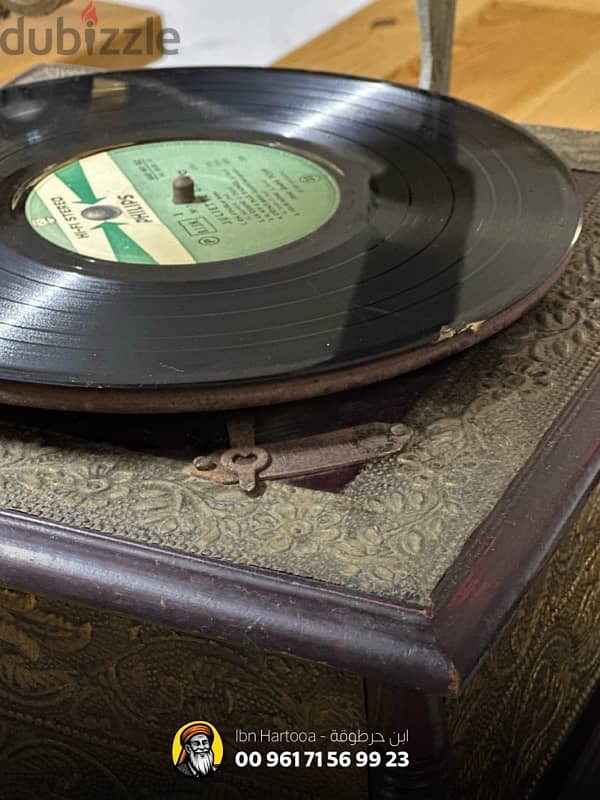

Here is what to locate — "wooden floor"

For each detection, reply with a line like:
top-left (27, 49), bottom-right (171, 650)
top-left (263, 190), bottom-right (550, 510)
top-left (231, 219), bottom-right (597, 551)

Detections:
top-left (277, 0), bottom-right (600, 130)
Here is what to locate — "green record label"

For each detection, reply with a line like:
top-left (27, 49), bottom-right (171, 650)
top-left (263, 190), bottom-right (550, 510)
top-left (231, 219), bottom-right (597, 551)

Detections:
top-left (25, 140), bottom-right (341, 265)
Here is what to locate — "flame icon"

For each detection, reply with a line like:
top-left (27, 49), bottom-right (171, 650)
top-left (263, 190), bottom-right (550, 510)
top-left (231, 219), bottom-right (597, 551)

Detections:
top-left (81, 1), bottom-right (99, 27)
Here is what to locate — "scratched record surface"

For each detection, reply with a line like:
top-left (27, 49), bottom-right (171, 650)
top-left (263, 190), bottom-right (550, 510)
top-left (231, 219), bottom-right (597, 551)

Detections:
top-left (0, 67), bottom-right (582, 412)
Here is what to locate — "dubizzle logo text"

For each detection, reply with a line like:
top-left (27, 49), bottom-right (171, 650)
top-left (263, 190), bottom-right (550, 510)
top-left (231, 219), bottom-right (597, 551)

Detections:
top-left (0, 1), bottom-right (180, 57)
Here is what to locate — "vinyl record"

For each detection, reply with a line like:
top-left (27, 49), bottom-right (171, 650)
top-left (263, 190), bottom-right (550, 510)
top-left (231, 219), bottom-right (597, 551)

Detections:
top-left (0, 67), bottom-right (582, 410)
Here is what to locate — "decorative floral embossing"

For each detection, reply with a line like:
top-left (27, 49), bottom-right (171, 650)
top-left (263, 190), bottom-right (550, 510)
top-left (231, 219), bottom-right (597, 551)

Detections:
top-left (0, 589), bottom-right (91, 704)
top-left (249, 495), bottom-right (344, 557)
top-left (0, 595), bottom-right (367, 799)
top-left (50, 463), bottom-right (134, 510)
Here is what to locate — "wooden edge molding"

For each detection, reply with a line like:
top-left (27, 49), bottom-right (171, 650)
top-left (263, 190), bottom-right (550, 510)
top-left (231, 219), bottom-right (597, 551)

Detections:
top-left (432, 361), bottom-right (600, 687)
top-left (0, 510), bottom-right (453, 692)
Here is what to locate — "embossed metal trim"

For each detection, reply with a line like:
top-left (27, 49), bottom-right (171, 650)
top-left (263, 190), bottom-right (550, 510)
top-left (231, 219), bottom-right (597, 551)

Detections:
top-left (0, 361), bottom-right (596, 690)
top-left (0, 588), bottom-right (368, 799)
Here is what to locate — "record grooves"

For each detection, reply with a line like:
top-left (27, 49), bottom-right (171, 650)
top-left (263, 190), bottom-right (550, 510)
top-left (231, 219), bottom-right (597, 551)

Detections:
top-left (0, 67), bottom-right (582, 412)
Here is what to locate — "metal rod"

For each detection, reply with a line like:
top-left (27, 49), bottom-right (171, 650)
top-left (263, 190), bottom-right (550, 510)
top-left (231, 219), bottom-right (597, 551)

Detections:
top-left (417, 0), bottom-right (457, 94)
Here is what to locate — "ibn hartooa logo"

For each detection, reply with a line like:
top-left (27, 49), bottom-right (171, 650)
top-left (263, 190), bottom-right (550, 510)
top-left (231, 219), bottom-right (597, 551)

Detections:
top-left (172, 722), bottom-right (225, 780)
top-left (0, 1), bottom-right (181, 57)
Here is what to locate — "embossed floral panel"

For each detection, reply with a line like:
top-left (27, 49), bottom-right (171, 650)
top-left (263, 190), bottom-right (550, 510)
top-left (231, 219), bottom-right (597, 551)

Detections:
top-left (0, 590), bottom-right (368, 799)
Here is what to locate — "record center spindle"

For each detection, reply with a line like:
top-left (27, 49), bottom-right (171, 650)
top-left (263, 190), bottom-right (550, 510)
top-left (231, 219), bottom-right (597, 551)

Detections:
top-left (172, 175), bottom-right (196, 205)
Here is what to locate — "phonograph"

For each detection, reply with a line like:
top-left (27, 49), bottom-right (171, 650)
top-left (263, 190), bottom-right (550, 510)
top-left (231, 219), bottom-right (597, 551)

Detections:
top-left (0, 2), bottom-right (583, 493)
top-left (0, 5), bottom-right (598, 799)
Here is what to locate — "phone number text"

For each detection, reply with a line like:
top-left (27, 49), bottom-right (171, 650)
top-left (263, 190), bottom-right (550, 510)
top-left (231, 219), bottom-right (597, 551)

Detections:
top-left (234, 751), bottom-right (410, 769)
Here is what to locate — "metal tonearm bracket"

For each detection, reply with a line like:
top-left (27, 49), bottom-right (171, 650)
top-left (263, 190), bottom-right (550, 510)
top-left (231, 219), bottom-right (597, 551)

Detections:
top-left (192, 412), bottom-right (414, 494)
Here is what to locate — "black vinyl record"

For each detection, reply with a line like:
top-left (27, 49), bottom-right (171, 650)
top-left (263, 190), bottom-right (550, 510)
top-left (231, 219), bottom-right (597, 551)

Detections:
top-left (0, 67), bottom-right (582, 399)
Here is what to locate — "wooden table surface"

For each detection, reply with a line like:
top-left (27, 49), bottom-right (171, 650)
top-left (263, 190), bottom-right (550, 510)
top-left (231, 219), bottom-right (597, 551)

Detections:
top-left (277, 0), bottom-right (600, 130)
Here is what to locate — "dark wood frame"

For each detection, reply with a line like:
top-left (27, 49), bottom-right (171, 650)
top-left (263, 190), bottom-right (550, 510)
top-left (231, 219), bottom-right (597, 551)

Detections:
top-left (0, 361), bottom-right (596, 695)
